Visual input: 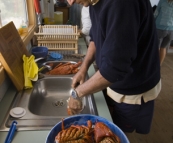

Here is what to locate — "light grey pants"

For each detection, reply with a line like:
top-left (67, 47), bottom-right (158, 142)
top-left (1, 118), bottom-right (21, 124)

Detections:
top-left (157, 29), bottom-right (173, 48)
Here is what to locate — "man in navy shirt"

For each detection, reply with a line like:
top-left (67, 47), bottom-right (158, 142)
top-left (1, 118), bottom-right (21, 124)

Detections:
top-left (67, 0), bottom-right (161, 134)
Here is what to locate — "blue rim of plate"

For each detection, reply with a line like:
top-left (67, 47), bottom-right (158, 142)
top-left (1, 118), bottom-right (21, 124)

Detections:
top-left (45, 114), bottom-right (130, 143)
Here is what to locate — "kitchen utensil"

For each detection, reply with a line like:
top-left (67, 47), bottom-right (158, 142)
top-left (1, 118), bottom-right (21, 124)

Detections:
top-left (54, 11), bottom-right (63, 24)
top-left (70, 54), bottom-right (85, 58)
top-left (31, 46), bottom-right (48, 59)
top-left (4, 121), bottom-right (17, 143)
top-left (0, 22), bottom-right (30, 91)
top-left (34, 25), bottom-right (80, 54)
top-left (47, 52), bottom-right (63, 61)
top-left (45, 114), bottom-right (130, 143)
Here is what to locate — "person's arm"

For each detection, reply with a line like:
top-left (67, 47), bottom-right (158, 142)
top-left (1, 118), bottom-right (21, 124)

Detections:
top-left (71, 41), bottom-right (96, 88)
top-left (76, 70), bottom-right (111, 98)
top-left (73, 42), bottom-right (111, 97)
top-left (68, 42), bottom-right (111, 114)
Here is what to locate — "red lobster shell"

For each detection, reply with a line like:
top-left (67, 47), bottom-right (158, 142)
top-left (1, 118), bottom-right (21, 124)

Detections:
top-left (55, 119), bottom-right (94, 143)
top-left (94, 122), bottom-right (120, 143)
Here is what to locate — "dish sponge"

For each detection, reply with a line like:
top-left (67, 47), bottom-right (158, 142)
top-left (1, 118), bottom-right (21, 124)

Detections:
top-left (23, 55), bottom-right (38, 89)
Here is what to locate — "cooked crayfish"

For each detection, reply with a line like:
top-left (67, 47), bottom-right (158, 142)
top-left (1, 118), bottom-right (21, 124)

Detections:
top-left (46, 61), bottom-right (82, 75)
top-left (55, 119), bottom-right (94, 143)
top-left (94, 122), bottom-right (120, 143)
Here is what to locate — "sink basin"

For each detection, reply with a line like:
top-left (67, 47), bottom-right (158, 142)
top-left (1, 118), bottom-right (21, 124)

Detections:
top-left (28, 77), bottom-right (85, 116)
top-left (0, 75), bottom-right (98, 131)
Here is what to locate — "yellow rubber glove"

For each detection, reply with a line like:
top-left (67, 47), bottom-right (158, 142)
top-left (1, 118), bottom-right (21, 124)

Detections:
top-left (28, 55), bottom-right (38, 81)
top-left (23, 55), bottom-right (38, 89)
top-left (23, 55), bottom-right (32, 89)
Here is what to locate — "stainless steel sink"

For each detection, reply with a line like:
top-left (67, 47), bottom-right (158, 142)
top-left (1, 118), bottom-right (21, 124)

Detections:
top-left (40, 61), bottom-right (78, 75)
top-left (0, 71), bottom-right (98, 131)
top-left (28, 76), bottom-right (86, 116)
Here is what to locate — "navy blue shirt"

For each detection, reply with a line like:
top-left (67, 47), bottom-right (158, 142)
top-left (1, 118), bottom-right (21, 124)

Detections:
top-left (89, 0), bottom-right (160, 95)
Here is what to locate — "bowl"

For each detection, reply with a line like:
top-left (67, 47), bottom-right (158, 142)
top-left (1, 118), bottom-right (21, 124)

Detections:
top-left (45, 114), bottom-right (130, 143)
top-left (31, 46), bottom-right (48, 59)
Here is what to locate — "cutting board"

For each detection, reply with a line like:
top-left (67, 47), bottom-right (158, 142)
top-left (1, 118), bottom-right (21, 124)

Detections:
top-left (0, 22), bottom-right (30, 91)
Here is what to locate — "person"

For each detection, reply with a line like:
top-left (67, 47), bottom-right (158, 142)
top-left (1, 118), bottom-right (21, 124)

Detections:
top-left (170, 40), bottom-right (173, 48)
top-left (154, 0), bottom-right (173, 65)
top-left (67, 0), bottom-right (161, 134)
top-left (78, 6), bottom-right (91, 46)
top-left (152, 5), bottom-right (157, 13)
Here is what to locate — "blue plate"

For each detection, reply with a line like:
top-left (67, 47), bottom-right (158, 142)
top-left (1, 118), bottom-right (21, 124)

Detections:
top-left (45, 114), bottom-right (130, 143)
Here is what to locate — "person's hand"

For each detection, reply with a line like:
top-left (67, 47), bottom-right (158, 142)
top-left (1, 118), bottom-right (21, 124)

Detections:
top-left (67, 0), bottom-right (75, 5)
top-left (72, 70), bottom-right (87, 88)
top-left (78, 29), bottom-right (83, 37)
top-left (67, 96), bottom-right (83, 115)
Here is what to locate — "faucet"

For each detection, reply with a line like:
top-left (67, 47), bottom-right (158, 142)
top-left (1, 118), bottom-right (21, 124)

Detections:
top-left (34, 57), bottom-right (45, 63)
top-left (34, 57), bottom-right (52, 72)
top-left (38, 64), bottom-right (52, 72)
top-left (43, 65), bottom-right (52, 70)
top-left (38, 64), bottom-right (52, 79)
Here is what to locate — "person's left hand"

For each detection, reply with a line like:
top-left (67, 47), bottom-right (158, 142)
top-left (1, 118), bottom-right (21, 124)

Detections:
top-left (78, 29), bottom-right (82, 37)
top-left (67, 96), bottom-right (83, 115)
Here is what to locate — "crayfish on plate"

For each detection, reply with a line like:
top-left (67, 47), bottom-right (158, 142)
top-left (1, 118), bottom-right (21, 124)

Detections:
top-left (55, 119), bottom-right (94, 143)
top-left (94, 122), bottom-right (120, 143)
top-left (46, 61), bottom-right (82, 75)
top-left (55, 120), bottom-right (120, 143)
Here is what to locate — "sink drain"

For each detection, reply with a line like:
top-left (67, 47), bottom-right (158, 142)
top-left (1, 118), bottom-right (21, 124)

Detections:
top-left (52, 99), bottom-right (65, 108)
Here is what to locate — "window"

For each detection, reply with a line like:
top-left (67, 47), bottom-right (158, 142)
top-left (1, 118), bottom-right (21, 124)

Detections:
top-left (0, 0), bottom-right (28, 29)
top-left (0, 0), bottom-right (36, 85)
top-left (0, 0), bottom-right (36, 45)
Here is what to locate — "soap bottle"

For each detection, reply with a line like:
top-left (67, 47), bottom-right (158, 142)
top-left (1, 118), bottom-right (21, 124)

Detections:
top-left (21, 20), bottom-right (28, 33)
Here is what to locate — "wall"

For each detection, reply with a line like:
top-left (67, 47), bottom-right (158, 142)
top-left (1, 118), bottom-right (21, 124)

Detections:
top-left (150, 0), bottom-right (160, 6)
top-left (0, 76), bottom-right (11, 102)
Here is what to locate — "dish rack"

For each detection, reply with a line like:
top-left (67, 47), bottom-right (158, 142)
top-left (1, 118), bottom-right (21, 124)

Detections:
top-left (34, 25), bottom-right (80, 53)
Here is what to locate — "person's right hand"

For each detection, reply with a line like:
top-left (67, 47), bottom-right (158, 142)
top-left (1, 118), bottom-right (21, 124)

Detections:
top-left (72, 70), bottom-right (87, 88)
top-left (67, 0), bottom-right (75, 5)
top-left (67, 96), bottom-right (83, 115)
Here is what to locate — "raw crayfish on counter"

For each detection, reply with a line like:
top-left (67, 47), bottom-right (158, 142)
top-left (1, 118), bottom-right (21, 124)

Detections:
top-left (55, 119), bottom-right (120, 143)
top-left (46, 61), bottom-right (82, 75)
